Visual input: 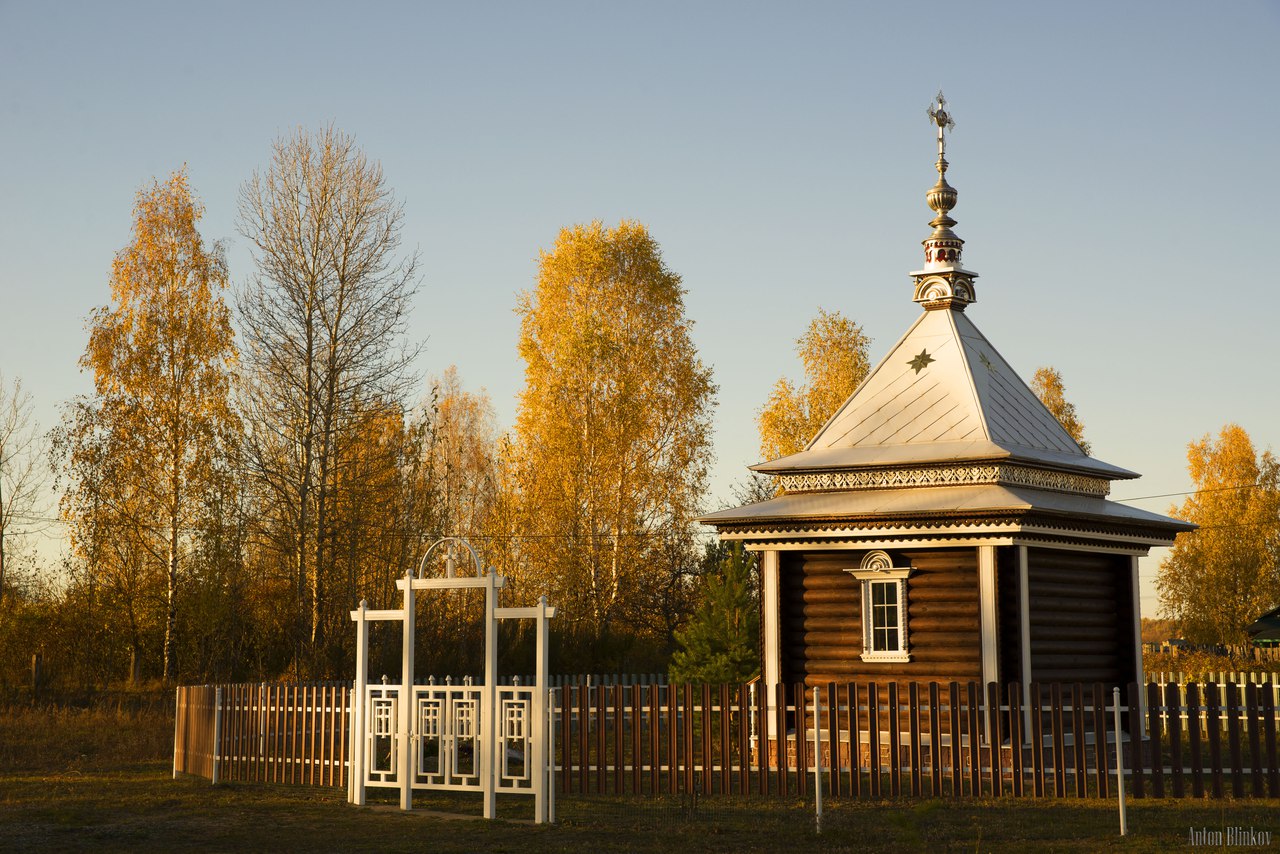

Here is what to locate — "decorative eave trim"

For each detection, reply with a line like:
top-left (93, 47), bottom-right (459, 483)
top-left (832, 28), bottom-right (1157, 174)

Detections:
top-left (774, 462), bottom-right (1111, 498)
top-left (709, 511), bottom-right (1182, 551)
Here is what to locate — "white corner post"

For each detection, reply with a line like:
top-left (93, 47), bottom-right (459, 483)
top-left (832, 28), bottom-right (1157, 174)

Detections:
top-left (977, 545), bottom-right (999, 741)
top-left (400, 570), bottom-right (416, 812)
top-left (1130, 555), bottom-right (1146, 737)
top-left (1018, 545), bottom-right (1032, 738)
top-left (761, 549), bottom-right (781, 738)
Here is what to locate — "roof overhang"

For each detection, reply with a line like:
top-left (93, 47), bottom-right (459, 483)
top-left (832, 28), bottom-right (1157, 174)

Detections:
top-left (699, 483), bottom-right (1194, 551)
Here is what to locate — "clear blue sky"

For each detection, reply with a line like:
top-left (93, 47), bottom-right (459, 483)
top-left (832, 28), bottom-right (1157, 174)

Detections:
top-left (2, 1), bottom-right (1277, 616)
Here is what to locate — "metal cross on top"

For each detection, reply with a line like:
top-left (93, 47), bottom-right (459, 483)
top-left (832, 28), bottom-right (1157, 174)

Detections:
top-left (927, 91), bottom-right (955, 160)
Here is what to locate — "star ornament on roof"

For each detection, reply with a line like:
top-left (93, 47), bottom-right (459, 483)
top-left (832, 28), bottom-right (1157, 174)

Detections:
top-left (908, 349), bottom-right (936, 374)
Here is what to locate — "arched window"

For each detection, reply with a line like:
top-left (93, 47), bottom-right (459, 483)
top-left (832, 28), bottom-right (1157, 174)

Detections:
top-left (845, 551), bottom-right (913, 663)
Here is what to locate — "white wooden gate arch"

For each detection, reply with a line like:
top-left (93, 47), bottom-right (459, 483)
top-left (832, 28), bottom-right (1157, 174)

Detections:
top-left (347, 537), bottom-right (556, 822)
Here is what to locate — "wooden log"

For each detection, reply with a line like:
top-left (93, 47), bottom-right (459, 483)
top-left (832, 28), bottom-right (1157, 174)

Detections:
top-left (800, 630), bottom-right (863, 646)
top-left (907, 586), bottom-right (978, 603)
top-left (1032, 639), bottom-right (1123, 656)
top-left (905, 629), bottom-right (982, 647)
top-left (1028, 579), bottom-right (1116, 599)
top-left (799, 602), bottom-right (855, 618)
top-left (910, 601), bottom-right (980, 618)
top-left (801, 573), bottom-right (860, 590)
top-left (1031, 611), bottom-right (1115, 629)
top-left (786, 615), bottom-right (855, 632)
top-left (798, 588), bottom-right (859, 604)
top-left (1029, 594), bottom-right (1117, 613)
top-left (1029, 654), bottom-right (1118, 671)
top-left (906, 616), bottom-right (981, 634)
top-left (905, 646), bottom-right (982, 664)
top-left (1029, 622), bottom-right (1118, 641)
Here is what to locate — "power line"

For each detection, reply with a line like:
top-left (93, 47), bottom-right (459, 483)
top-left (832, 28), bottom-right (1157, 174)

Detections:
top-left (1112, 483), bottom-right (1266, 504)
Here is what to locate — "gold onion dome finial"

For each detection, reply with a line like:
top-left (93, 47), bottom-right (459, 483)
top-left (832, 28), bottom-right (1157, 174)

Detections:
top-left (912, 91), bottom-right (978, 310)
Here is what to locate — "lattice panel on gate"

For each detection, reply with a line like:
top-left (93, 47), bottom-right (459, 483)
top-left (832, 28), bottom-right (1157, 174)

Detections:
top-left (497, 687), bottom-right (535, 789)
top-left (365, 686), bottom-right (400, 786)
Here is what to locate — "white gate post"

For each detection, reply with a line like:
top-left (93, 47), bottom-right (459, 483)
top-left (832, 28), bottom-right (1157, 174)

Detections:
top-left (481, 569), bottom-right (499, 819)
top-left (349, 601), bottom-right (370, 805)
top-left (533, 595), bottom-right (551, 823)
top-left (400, 572), bottom-right (416, 811)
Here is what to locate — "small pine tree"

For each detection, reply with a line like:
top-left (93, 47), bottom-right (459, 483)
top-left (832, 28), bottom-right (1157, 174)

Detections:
top-left (669, 543), bottom-right (760, 684)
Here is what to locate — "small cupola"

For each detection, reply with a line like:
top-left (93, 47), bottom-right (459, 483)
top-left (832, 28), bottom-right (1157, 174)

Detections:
top-left (911, 92), bottom-right (978, 311)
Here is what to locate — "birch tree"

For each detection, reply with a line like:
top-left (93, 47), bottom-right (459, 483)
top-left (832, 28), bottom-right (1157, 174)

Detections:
top-left (1031, 366), bottom-right (1091, 454)
top-left (758, 308), bottom-right (871, 461)
top-left (237, 125), bottom-right (419, 674)
top-left (509, 221), bottom-right (715, 655)
top-left (0, 373), bottom-right (46, 615)
top-left (1157, 424), bottom-right (1280, 645)
top-left (58, 170), bottom-right (239, 683)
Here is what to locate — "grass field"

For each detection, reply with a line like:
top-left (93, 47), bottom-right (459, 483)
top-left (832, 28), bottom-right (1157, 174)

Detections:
top-left (2, 702), bottom-right (1279, 852)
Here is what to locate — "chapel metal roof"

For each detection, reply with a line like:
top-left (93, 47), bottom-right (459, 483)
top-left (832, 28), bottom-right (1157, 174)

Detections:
top-left (752, 307), bottom-right (1135, 481)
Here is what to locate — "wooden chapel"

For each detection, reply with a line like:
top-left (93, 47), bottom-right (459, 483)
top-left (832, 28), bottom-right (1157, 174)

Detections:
top-left (700, 95), bottom-right (1193, 700)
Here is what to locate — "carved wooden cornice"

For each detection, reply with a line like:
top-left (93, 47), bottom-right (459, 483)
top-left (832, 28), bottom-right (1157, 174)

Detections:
top-left (775, 463), bottom-right (1111, 498)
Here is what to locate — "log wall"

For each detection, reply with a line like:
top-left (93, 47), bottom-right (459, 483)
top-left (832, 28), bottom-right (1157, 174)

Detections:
top-left (1026, 548), bottom-right (1131, 685)
top-left (779, 548), bottom-right (982, 686)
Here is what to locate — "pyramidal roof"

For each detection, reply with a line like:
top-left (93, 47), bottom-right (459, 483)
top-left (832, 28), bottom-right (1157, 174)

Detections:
top-left (752, 306), bottom-right (1138, 481)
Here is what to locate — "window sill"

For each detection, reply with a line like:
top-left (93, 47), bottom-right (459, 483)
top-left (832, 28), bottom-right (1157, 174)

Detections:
top-left (860, 652), bottom-right (911, 663)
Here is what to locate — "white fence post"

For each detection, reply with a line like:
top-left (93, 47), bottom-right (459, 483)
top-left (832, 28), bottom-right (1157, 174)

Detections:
top-left (1113, 686), bottom-right (1126, 836)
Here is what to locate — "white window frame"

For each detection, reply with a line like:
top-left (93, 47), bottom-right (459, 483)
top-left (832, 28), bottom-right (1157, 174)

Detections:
top-left (845, 551), bottom-right (913, 663)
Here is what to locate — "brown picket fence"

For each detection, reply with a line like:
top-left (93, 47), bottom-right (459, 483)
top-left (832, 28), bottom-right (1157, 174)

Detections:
top-left (551, 680), bottom-right (1280, 800)
top-left (172, 683), bottom-right (351, 786)
top-left (173, 679), bottom-right (1280, 800)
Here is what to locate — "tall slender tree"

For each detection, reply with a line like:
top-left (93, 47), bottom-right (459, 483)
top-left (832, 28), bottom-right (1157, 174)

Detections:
top-left (508, 221), bottom-right (716, 661)
top-left (237, 125), bottom-right (420, 675)
top-left (758, 308), bottom-right (871, 461)
top-left (58, 170), bottom-right (239, 683)
top-left (0, 373), bottom-right (46, 615)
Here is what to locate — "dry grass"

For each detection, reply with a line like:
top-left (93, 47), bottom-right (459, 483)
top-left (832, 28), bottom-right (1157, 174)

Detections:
top-left (0, 701), bottom-right (172, 774)
top-left (2, 704), bottom-right (1279, 852)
